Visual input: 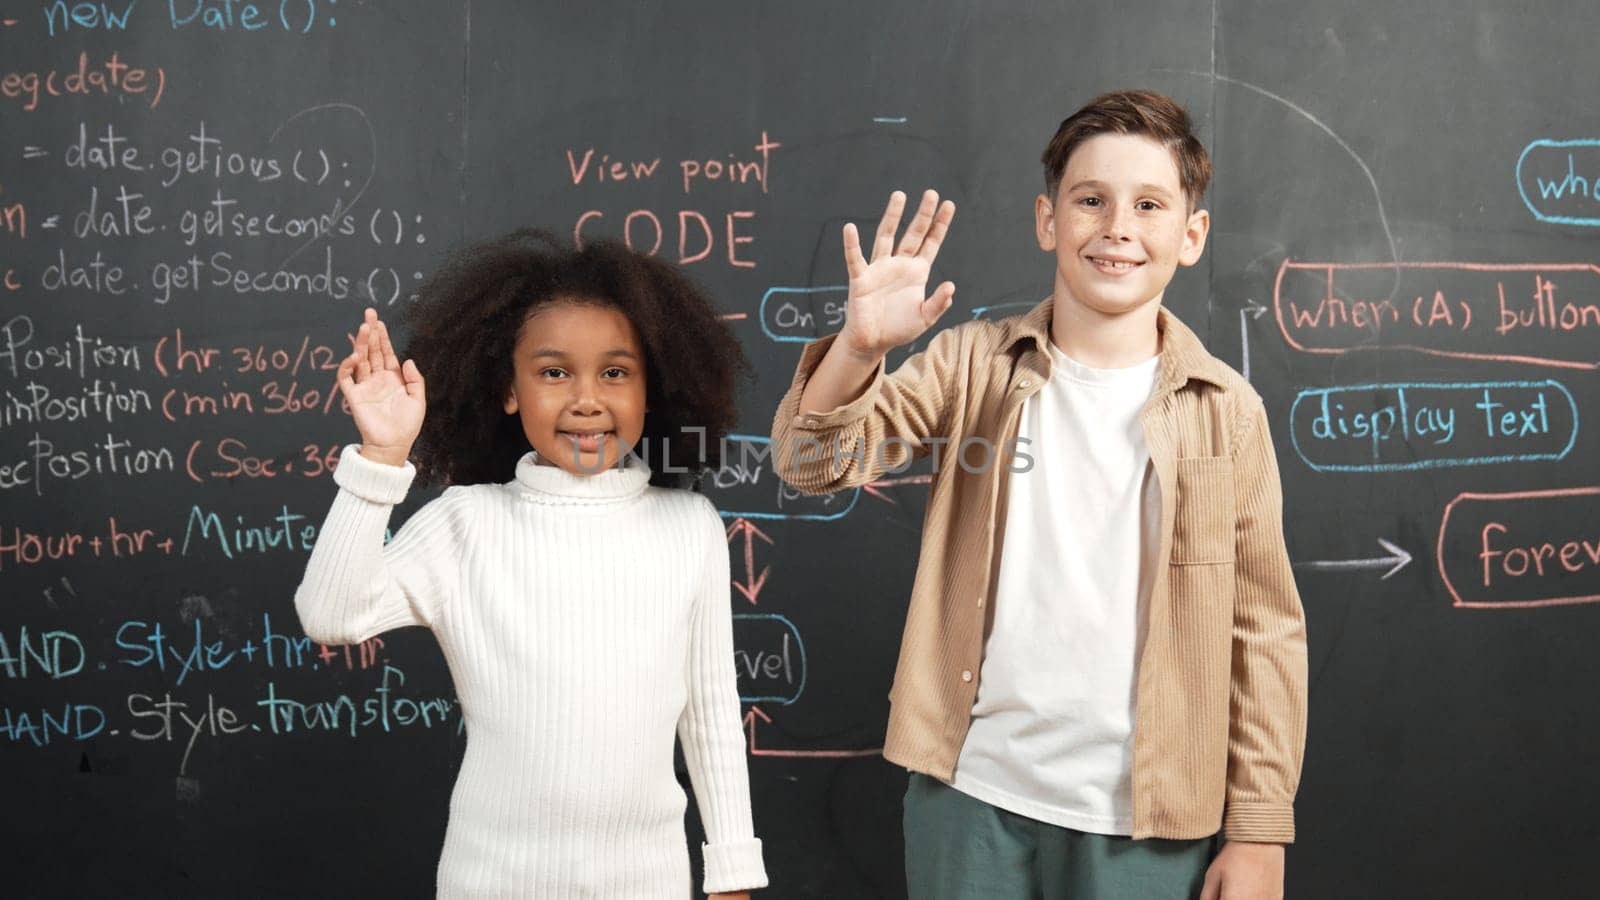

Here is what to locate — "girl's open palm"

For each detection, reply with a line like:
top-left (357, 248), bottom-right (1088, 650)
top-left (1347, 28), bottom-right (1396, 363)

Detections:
top-left (337, 307), bottom-right (425, 464)
top-left (840, 189), bottom-right (957, 358)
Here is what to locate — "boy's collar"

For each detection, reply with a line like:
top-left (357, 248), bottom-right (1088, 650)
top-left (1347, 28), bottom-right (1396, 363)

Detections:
top-left (1003, 296), bottom-right (1228, 390)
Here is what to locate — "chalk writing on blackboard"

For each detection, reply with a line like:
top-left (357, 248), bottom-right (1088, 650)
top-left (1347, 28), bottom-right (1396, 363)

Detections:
top-left (1516, 139), bottom-right (1600, 226)
top-left (707, 434), bottom-right (860, 521)
top-left (733, 614), bottom-right (805, 706)
top-left (760, 286), bottom-right (848, 343)
top-left (567, 132), bottom-right (780, 269)
top-left (1288, 381), bottom-right (1578, 472)
top-left (1439, 487), bottom-right (1600, 609)
top-left (1275, 260), bottom-right (1600, 368)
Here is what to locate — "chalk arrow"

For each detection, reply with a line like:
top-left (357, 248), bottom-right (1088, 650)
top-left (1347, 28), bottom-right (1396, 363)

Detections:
top-left (725, 517), bottom-right (774, 604)
top-left (743, 705), bottom-right (882, 759)
top-left (1294, 538), bottom-right (1413, 580)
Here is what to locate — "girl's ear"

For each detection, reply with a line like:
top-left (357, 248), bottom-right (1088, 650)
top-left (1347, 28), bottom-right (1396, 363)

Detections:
top-left (503, 389), bottom-right (518, 415)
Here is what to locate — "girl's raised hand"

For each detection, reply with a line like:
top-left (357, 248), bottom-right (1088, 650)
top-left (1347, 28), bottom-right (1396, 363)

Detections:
top-left (837, 189), bottom-right (956, 359)
top-left (338, 307), bottom-right (426, 466)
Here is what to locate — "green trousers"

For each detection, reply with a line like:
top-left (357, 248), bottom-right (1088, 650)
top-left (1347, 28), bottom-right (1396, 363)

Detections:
top-left (903, 773), bottom-right (1218, 900)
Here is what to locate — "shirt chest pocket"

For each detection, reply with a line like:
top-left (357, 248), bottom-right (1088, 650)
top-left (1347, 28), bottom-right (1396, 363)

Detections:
top-left (1172, 456), bottom-right (1236, 565)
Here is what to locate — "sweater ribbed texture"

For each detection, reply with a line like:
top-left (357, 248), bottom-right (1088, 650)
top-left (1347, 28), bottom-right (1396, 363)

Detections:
top-left (295, 446), bottom-right (767, 897)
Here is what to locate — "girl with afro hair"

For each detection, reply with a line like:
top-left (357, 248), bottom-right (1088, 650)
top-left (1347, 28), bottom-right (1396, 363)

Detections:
top-left (293, 229), bottom-right (768, 898)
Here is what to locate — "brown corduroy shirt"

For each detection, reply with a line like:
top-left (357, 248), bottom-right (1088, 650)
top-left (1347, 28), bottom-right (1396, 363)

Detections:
top-left (769, 298), bottom-right (1307, 844)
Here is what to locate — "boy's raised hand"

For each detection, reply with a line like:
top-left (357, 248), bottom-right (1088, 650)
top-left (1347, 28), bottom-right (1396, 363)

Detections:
top-left (338, 307), bottom-right (426, 467)
top-left (839, 189), bottom-right (956, 359)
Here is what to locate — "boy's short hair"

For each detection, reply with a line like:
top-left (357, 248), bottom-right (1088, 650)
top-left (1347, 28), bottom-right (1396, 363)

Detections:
top-left (1041, 89), bottom-right (1212, 208)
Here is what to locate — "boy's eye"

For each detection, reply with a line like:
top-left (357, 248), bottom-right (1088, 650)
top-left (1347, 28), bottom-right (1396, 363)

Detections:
top-left (1078, 196), bottom-right (1102, 208)
top-left (1136, 200), bottom-right (1161, 212)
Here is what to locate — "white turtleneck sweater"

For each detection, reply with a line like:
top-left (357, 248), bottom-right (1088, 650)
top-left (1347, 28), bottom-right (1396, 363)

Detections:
top-left (294, 445), bottom-right (767, 898)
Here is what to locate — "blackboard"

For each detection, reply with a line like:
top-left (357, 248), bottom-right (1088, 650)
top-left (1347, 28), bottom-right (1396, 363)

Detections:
top-left (4, 2), bottom-right (1598, 897)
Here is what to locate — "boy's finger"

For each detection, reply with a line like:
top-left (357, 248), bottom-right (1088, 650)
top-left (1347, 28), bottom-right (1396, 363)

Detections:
top-left (897, 190), bottom-right (939, 256)
top-left (842, 223), bottom-right (867, 278)
top-left (917, 200), bottom-right (956, 262)
top-left (871, 191), bottom-right (906, 262)
top-left (923, 281), bottom-right (955, 325)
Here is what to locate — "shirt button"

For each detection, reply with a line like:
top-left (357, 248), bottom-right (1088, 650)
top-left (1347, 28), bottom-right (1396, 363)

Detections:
top-left (804, 417), bottom-right (818, 426)
top-left (1017, 379), bottom-right (1031, 390)
top-left (976, 595), bottom-right (985, 608)
top-left (961, 670), bottom-right (973, 683)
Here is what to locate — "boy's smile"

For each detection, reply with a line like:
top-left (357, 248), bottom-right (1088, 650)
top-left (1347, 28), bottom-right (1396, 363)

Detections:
top-left (1035, 132), bottom-right (1209, 330)
top-left (503, 300), bottom-right (648, 476)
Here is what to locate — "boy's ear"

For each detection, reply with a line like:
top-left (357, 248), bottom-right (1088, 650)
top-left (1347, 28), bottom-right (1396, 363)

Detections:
top-left (1178, 207), bottom-right (1211, 267)
top-left (1034, 193), bottom-right (1057, 252)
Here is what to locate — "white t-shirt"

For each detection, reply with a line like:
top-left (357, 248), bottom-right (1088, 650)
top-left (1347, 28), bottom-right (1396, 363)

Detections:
top-left (951, 342), bottom-right (1161, 835)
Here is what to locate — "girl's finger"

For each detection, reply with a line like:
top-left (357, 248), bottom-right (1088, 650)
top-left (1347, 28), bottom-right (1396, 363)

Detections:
top-left (351, 323), bottom-right (370, 372)
top-left (336, 352), bottom-right (358, 392)
top-left (353, 323), bottom-right (373, 381)
top-left (366, 318), bottom-right (385, 374)
top-left (402, 358), bottom-right (426, 403)
top-left (377, 319), bottom-right (400, 372)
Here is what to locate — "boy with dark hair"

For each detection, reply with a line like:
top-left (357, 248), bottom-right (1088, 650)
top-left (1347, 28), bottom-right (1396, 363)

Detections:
top-left (771, 90), bottom-right (1306, 899)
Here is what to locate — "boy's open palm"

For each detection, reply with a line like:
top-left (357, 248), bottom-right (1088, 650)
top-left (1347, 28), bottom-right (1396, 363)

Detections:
top-left (839, 189), bottom-right (957, 358)
top-left (337, 307), bottom-right (425, 466)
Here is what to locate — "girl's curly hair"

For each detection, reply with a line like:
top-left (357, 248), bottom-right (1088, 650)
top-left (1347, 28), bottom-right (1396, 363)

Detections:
top-left (400, 229), bottom-right (751, 489)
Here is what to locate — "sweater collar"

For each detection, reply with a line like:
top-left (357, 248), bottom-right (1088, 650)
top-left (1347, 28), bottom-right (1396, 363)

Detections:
top-left (511, 450), bottom-right (651, 505)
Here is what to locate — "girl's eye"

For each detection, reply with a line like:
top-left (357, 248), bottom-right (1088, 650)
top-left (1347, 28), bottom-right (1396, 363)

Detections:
top-left (603, 367), bottom-right (627, 379)
top-left (540, 367), bottom-right (566, 379)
